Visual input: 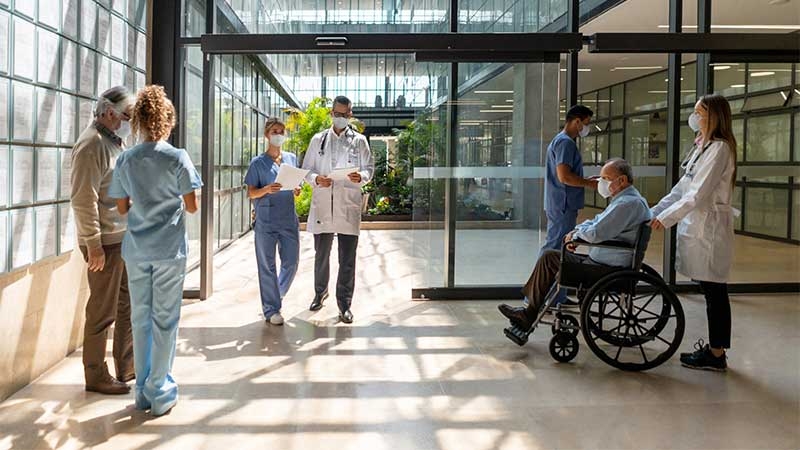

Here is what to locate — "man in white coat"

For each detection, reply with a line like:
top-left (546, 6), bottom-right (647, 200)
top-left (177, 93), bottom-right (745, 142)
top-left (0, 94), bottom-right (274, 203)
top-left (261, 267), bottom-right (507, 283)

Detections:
top-left (302, 96), bottom-right (374, 323)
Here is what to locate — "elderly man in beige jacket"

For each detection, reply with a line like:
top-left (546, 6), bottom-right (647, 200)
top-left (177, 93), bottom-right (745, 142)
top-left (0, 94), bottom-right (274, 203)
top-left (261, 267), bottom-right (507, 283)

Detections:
top-left (71, 86), bottom-right (135, 394)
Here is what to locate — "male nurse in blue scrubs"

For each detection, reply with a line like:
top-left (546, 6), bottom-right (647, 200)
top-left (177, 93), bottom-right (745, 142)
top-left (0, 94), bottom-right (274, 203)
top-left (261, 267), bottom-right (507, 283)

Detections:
top-left (541, 105), bottom-right (598, 305)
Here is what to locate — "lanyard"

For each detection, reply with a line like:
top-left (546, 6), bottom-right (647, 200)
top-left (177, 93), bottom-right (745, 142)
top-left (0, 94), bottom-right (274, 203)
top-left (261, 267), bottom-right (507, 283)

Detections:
top-left (681, 141), bottom-right (713, 175)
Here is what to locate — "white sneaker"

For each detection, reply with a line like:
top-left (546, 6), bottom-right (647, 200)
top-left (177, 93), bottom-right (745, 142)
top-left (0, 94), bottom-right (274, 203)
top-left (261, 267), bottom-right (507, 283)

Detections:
top-left (268, 312), bottom-right (284, 325)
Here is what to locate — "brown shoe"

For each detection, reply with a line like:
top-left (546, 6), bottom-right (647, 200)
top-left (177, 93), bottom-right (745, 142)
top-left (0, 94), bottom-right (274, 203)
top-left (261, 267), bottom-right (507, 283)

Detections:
top-left (86, 375), bottom-right (131, 395)
top-left (117, 371), bottom-right (135, 383)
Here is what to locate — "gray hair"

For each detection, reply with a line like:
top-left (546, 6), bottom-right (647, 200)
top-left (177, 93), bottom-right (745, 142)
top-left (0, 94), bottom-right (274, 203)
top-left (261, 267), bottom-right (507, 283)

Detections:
top-left (94, 86), bottom-right (134, 117)
top-left (606, 158), bottom-right (634, 184)
top-left (333, 95), bottom-right (352, 108)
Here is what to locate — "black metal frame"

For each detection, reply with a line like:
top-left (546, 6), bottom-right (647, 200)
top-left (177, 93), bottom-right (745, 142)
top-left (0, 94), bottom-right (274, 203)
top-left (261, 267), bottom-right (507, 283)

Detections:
top-left (159, 0), bottom-right (800, 300)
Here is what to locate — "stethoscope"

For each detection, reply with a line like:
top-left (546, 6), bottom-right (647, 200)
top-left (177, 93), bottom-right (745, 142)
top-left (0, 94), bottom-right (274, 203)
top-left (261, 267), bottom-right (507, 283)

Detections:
top-left (318, 127), bottom-right (356, 157)
top-left (681, 141), bottom-right (713, 176)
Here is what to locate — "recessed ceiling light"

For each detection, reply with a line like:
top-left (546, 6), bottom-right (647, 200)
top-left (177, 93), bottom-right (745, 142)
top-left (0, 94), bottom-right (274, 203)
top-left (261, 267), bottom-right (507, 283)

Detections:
top-left (505, 99), bottom-right (514, 103)
top-left (559, 68), bottom-right (591, 72)
top-left (611, 66), bottom-right (662, 71)
top-left (474, 90), bottom-right (513, 94)
top-left (713, 65), bottom-right (731, 71)
top-left (780, 91), bottom-right (788, 100)
top-left (490, 105), bottom-right (514, 108)
top-left (730, 84), bottom-right (745, 88)
top-left (751, 71), bottom-right (775, 77)
top-left (478, 109), bottom-right (513, 113)
top-left (664, 78), bottom-right (685, 82)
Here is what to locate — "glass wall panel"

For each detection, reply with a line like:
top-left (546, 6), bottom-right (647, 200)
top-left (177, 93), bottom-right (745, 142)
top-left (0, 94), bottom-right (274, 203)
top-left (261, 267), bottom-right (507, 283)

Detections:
top-left (625, 72), bottom-right (668, 113)
top-left (0, 0), bottom-right (147, 273)
top-left (747, 63), bottom-right (793, 93)
top-left (746, 114), bottom-right (790, 162)
top-left (745, 187), bottom-right (788, 237)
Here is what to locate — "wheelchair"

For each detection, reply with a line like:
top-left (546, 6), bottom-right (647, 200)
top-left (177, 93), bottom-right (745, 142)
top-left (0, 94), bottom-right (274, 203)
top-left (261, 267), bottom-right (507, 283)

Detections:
top-left (504, 222), bottom-right (685, 371)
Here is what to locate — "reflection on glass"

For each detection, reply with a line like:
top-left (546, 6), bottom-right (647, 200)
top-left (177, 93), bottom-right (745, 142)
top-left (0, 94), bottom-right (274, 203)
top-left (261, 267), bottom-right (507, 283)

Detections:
top-left (793, 191), bottom-right (800, 240)
top-left (745, 187), bottom-right (788, 237)
top-left (712, 63), bottom-right (745, 98)
top-left (12, 82), bottom-right (34, 141)
top-left (746, 114), bottom-right (790, 162)
top-left (11, 209), bottom-right (34, 269)
top-left (625, 72), bottom-right (668, 113)
top-left (36, 148), bottom-right (59, 202)
top-left (0, 11), bottom-right (7, 75)
top-left (13, 17), bottom-right (35, 80)
top-left (35, 205), bottom-right (57, 260)
top-left (747, 63), bottom-right (792, 93)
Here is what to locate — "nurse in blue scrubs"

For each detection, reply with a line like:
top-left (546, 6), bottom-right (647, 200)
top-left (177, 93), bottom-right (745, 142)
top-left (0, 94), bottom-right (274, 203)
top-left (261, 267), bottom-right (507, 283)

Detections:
top-left (108, 85), bottom-right (202, 417)
top-left (245, 117), bottom-right (301, 326)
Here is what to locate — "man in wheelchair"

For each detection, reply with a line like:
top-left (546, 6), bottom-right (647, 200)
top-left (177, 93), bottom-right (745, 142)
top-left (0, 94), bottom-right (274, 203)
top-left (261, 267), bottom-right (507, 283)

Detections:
top-left (499, 158), bottom-right (652, 331)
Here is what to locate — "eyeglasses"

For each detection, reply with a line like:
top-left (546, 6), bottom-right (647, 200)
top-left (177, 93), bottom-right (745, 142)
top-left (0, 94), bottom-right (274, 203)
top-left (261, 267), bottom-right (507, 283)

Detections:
top-left (332, 112), bottom-right (350, 118)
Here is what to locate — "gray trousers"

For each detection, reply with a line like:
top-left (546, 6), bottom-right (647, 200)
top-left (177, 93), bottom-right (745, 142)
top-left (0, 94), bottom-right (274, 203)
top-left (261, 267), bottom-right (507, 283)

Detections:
top-left (314, 233), bottom-right (359, 312)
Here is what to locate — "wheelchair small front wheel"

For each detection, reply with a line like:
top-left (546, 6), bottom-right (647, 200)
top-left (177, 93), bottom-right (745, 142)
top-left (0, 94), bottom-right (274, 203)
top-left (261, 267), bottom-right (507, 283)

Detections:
top-left (551, 313), bottom-right (579, 337)
top-left (549, 332), bottom-right (579, 363)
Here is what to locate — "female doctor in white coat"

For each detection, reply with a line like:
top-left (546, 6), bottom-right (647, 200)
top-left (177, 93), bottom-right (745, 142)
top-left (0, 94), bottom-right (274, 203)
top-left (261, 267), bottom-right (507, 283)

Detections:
top-left (301, 95), bottom-right (374, 324)
top-left (651, 93), bottom-right (737, 372)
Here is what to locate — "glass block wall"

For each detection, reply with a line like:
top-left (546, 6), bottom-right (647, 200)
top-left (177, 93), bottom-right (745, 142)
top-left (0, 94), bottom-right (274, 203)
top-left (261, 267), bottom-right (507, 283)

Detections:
top-left (0, 0), bottom-right (147, 274)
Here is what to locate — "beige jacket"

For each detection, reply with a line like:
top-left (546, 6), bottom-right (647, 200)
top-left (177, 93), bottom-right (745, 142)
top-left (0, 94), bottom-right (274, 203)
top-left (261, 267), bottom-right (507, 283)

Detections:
top-left (70, 123), bottom-right (127, 248)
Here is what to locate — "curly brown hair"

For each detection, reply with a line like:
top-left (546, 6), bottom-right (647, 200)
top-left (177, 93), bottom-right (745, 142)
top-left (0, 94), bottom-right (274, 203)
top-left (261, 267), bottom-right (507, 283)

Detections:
top-left (132, 85), bottom-right (176, 141)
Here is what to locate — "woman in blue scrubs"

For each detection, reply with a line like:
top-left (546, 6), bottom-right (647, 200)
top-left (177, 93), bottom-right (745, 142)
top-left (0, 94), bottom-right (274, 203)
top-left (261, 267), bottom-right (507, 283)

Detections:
top-left (245, 117), bottom-right (301, 326)
top-left (108, 85), bottom-right (202, 416)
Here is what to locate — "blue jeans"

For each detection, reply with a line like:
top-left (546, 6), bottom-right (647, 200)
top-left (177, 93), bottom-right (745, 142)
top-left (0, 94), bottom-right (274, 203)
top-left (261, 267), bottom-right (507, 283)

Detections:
top-left (540, 209), bottom-right (578, 304)
top-left (254, 224), bottom-right (300, 318)
top-left (126, 258), bottom-right (186, 416)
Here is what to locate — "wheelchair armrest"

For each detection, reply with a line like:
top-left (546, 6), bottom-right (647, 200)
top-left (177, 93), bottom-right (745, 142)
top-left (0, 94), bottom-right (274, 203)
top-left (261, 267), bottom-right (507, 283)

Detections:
top-left (564, 239), bottom-right (635, 252)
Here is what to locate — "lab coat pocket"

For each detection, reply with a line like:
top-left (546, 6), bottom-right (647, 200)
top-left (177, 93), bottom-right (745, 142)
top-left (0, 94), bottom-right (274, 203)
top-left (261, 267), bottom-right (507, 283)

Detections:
top-left (678, 209), bottom-right (707, 240)
top-left (256, 203), bottom-right (271, 224)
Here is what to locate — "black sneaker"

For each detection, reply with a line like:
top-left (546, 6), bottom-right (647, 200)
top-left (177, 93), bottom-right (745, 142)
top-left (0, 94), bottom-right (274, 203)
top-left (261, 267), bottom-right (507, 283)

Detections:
top-left (680, 339), bottom-right (708, 359)
top-left (680, 344), bottom-right (727, 372)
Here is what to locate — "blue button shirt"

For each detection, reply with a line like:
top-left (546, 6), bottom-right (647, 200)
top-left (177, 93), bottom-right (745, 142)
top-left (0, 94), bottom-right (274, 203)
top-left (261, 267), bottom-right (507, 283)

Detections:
top-left (108, 142), bottom-right (203, 262)
top-left (244, 152), bottom-right (299, 230)
top-left (545, 131), bottom-right (584, 212)
top-left (573, 185), bottom-right (652, 267)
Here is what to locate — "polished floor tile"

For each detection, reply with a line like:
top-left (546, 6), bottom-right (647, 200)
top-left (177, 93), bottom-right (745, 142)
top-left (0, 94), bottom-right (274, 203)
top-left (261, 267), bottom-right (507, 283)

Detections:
top-left (1, 231), bottom-right (798, 450)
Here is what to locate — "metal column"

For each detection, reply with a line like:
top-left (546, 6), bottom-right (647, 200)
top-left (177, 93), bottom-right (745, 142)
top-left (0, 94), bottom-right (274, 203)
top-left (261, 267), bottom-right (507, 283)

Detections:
top-left (199, 0), bottom-right (217, 300)
top-left (696, 0), bottom-right (713, 96)
top-left (444, 0), bottom-right (459, 287)
top-left (565, 0), bottom-right (580, 107)
top-left (663, 0), bottom-right (683, 285)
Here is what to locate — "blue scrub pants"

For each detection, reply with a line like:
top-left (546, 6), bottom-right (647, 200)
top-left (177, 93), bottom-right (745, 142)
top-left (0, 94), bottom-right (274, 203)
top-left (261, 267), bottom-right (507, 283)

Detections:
top-left (254, 223), bottom-right (300, 318)
top-left (126, 258), bottom-right (186, 416)
top-left (540, 209), bottom-right (578, 305)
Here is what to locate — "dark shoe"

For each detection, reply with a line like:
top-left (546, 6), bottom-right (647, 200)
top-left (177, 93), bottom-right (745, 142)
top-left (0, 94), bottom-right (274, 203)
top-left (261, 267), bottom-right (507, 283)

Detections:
top-left (339, 310), bottom-right (353, 324)
top-left (86, 374), bottom-right (131, 395)
top-left (498, 304), bottom-right (532, 330)
top-left (309, 291), bottom-right (329, 311)
top-left (680, 344), bottom-right (727, 372)
top-left (680, 338), bottom-right (708, 359)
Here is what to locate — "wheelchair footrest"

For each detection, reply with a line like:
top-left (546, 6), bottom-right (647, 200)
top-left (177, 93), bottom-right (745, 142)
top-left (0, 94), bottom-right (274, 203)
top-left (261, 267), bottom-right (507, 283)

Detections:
top-left (504, 325), bottom-right (530, 347)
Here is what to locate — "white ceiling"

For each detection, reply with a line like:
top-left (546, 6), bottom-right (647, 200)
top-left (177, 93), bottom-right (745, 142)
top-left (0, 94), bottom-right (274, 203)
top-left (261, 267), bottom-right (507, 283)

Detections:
top-left (568, 0), bottom-right (800, 93)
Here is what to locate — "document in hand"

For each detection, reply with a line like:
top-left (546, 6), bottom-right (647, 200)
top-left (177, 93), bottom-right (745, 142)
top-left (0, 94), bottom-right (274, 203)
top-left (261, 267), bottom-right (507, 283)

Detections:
top-left (329, 166), bottom-right (359, 181)
top-left (275, 164), bottom-right (310, 190)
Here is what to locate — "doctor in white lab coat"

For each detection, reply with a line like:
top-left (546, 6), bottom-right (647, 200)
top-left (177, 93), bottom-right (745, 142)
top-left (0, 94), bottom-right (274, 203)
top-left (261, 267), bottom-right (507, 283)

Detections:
top-left (302, 95), bottom-right (374, 324)
top-left (651, 94), bottom-right (737, 372)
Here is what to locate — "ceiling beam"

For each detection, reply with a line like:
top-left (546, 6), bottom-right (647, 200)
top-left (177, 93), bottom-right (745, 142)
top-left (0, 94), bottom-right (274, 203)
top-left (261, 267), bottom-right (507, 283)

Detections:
top-left (588, 32), bottom-right (800, 56)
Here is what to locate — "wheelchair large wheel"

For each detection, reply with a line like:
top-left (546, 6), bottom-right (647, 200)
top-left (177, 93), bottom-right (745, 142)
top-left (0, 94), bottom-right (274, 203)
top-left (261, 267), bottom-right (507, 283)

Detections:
top-left (580, 270), bottom-right (684, 371)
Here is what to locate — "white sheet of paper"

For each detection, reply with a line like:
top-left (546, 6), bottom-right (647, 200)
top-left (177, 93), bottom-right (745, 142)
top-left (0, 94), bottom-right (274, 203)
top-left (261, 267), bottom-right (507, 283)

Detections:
top-left (275, 164), bottom-right (309, 190)
top-left (329, 166), bottom-right (359, 182)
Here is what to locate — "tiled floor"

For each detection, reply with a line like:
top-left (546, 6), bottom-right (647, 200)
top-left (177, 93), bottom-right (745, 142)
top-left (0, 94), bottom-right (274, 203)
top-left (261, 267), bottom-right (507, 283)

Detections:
top-left (1, 231), bottom-right (798, 450)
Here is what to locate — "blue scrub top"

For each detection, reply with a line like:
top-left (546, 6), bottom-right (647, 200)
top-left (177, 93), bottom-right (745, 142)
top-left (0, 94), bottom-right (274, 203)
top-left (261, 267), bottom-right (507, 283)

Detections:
top-left (244, 151), bottom-right (299, 230)
top-left (545, 131), bottom-right (585, 212)
top-left (108, 141), bottom-right (203, 262)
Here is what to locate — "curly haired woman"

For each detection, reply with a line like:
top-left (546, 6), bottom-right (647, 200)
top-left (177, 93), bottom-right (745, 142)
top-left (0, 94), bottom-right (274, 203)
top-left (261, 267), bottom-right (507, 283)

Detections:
top-left (108, 85), bottom-right (202, 416)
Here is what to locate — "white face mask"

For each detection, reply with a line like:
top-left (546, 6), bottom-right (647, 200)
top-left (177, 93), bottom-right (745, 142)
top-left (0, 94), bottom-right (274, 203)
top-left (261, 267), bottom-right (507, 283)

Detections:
top-left (578, 123), bottom-right (591, 138)
top-left (688, 112), bottom-right (702, 132)
top-left (332, 116), bottom-right (350, 130)
top-left (598, 178), bottom-right (613, 198)
top-left (116, 120), bottom-right (132, 140)
top-left (269, 134), bottom-right (287, 147)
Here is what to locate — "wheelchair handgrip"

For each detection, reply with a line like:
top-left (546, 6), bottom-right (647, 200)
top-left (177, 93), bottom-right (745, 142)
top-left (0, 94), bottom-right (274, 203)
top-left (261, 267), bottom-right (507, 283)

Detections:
top-left (563, 239), bottom-right (635, 251)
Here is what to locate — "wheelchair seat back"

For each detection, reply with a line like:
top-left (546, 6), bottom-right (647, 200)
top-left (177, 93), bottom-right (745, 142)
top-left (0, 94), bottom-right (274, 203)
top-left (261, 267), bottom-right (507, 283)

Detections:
top-left (558, 221), bottom-right (652, 294)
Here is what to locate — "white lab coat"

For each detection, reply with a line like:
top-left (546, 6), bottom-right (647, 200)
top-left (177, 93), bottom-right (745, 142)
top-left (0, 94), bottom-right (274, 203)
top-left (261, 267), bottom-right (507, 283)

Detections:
top-left (651, 140), bottom-right (736, 283)
top-left (301, 127), bottom-right (374, 236)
